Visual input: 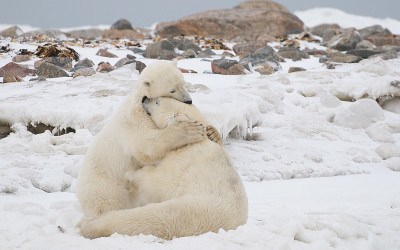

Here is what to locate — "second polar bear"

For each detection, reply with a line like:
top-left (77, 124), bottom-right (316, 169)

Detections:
top-left (77, 61), bottom-right (205, 217)
top-left (79, 97), bottom-right (248, 240)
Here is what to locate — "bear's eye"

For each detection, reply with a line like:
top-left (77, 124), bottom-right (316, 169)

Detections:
top-left (156, 99), bottom-right (160, 105)
top-left (170, 90), bottom-right (176, 93)
top-left (144, 81), bottom-right (151, 86)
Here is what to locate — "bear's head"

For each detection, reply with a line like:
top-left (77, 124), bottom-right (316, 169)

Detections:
top-left (138, 61), bottom-right (192, 104)
top-left (142, 97), bottom-right (207, 129)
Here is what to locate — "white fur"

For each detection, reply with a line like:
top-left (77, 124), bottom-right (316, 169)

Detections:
top-left (77, 61), bottom-right (204, 216)
top-left (79, 97), bottom-right (248, 240)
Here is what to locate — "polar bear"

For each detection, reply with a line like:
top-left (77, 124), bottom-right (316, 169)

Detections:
top-left (77, 61), bottom-right (206, 217)
top-left (79, 97), bottom-right (248, 240)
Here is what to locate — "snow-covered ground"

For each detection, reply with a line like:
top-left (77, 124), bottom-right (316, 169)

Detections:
top-left (1, 8), bottom-right (400, 250)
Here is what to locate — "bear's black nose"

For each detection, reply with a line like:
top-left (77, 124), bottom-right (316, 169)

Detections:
top-left (184, 100), bottom-right (192, 104)
top-left (142, 96), bottom-right (148, 103)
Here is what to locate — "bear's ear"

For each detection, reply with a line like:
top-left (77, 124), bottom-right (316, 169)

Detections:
top-left (171, 59), bottom-right (178, 67)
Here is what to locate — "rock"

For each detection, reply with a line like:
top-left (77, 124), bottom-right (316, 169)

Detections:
top-left (114, 57), bottom-right (135, 68)
top-left (253, 63), bottom-right (275, 75)
top-left (160, 50), bottom-right (180, 60)
top-left (358, 25), bottom-right (391, 39)
top-left (146, 40), bottom-right (175, 59)
top-left (288, 67), bottom-right (306, 73)
top-left (135, 61), bottom-right (146, 73)
top-left (29, 76), bottom-right (46, 82)
top-left (166, 38), bottom-right (201, 53)
top-left (12, 55), bottom-right (30, 63)
top-left (227, 64), bottom-right (246, 75)
top-left (179, 68), bottom-right (197, 73)
top-left (129, 47), bottom-right (146, 57)
top-left (368, 50), bottom-right (399, 60)
top-left (325, 52), bottom-right (362, 63)
top-left (211, 59), bottom-right (238, 74)
top-left (310, 24), bottom-right (340, 37)
top-left (102, 29), bottom-right (145, 40)
top-left (325, 28), bottom-right (362, 51)
top-left (302, 48), bottom-right (327, 56)
top-left (73, 68), bottom-right (96, 78)
top-left (66, 29), bottom-right (104, 40)
top-left (0, 62), bottom-right (36, 77)
top-left (322, 28), bottom-right (341, 44)
top-left (111, 19), bottom-right (134, 30)
top-left (325, 63), bottom-right (339, 69)
top-left (233, 41), bottom-right (267, 58)
top-left (256, 34), bottom-right (275, 43)
top-left (0, 123), bottom-right (12, 139)
top-left (34, 60), bottom-right (44, 69)
top-left (239, 46), bottom-right (283, 71)
top-left (3, 73), bottom-right (23, 83)
top-left (278, 47), bottom-right (309, 61)
top-left (198, 49), bottom-right (216, 58)
top-left (44, 57), bottom-right (73, 70)
top-left (346, 49), bottom-right (388, 59)
top-left (222, 51), bottom-right (235, 58)
top-left (37, 62), bottom-right (69, 78)
top-left (127, 54), bottom-right (136, 60)
top-left (74, 58), bottom-right (95, 68)
top-left (96, 49), bottom-right (118, 58)
top-left (0, 25), bottom-right (23, 38)
top-left (366, 35), bottom-right (400, 46)
top-left (182, 49), bottom-right (197, 58)
top-left (355, 40), bottom-right (376, 50)
top-left (22, 29), bottom-right (67, 40)
top-left (155, 1), bottom-right (304, 41)
top-left (96, 62), bottom-right (115, 73)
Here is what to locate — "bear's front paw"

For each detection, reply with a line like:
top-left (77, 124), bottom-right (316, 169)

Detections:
top-left (175, 120), bottom-right (205, 144)
top-left (206, 125), bottom-right (223, 145)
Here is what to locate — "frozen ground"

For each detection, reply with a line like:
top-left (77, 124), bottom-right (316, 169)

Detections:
top-left (1, 8), bottom-right (400, 250)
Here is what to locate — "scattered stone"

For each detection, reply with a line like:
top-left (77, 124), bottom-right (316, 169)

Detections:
top-left (37, 62), bottom-right (69, 78)
top-left (227, 64), bottom-right (247, 75)
top-left (66, 29), bottom-right (104, 40)
top-left (74, 58), bottom-right (95, 68)
top-left (310, 24), bottom-right (340, 37)
top-left (34, 60), bottom-right (44, 69)
top-left (256, 34), bottom-right (275, 43)
top-left (128, 47), bottom-right (146, 57)
top-left (27, 123), bottom-right (75, 136)
top-left (96, 62), bottom-right (115, 73)
top-left (0, 123), bottom-right (12, 139)
top-left (325, 28), bottom-right (362, 51)
top-left (239, 46), bottom-right (283, 71)
top-left (114, 57), bottom-right (135, 68)
top-left (179, 68), bottom-right (197, 73)
top-left (29, 76), bottom-right (46, 82)
top-left (44, 57), bottom-right (72, 70)
top-left (155, 1), bottom-right (304, 41)
top-left (325, 52), bottom-right (362, 63)
top-left (73, 68), bottom-right (96, 78)
top-left (145, 40), bottom-right (175, 59)
top-left (166, 38), bottom-right (201, 53)
top-left (326, 63), bottom-right (339, 69)
top-left (278, 47), bottom-right (309, 61)
top-left (159, 50), bottom-right (180, 60)
top-left (222, 51), bottom-right (235, 58)
top-left (135, 61), bottom-right (146, 73)
top-left (369, 50), bottom-right (399, 60)
top-left (366, 35), bottom-right (400, 46)
top-left (111, 19), bottom-right (134, 30)
top-left (254, 63), bottom-right (275, 75)
top-left (0, 44), bottom-right (11, 53)
top-left (96, 48), bottom-right (118, 58)
top-left (0, 62), bottom-right (36, 77)
top-left (197, 49), bottom-right (216, 58)
top-left (22, 29), bottom-right (68, 40)
top-left (302, 48), bottom-right (327, 56)
top-left (102, 29), bottom-right (145, 40)
top-left (288, 67), bottom-right (306, 73)
top-left (322, 28), bottom-right (341, 44)
top-left (35, 44), bottom-right (79, 61)
top-left (233, 41), bottom-right (267, 58)
top-left (346, 49), bottom-right (387, 59)
top-left (12, 55), bottom-right (30, 63)
top-left (358, 25), bottom-right (391, 39)
top-left (211, 59), bottom-right (238, 74)
top-left (126, 54), bottom-right (136, 60)
top-left (355, 40), bottom-right (376, 49)
top-left (3, 73), bottom-right (23, 83)
top-left (0, 25), bottom-right (23, 38)
top-left (182, 49), bottom-right (197, 59)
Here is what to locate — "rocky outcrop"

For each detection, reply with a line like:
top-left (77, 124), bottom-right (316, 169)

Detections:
top-left (155, 1), bottom-right (304, 41)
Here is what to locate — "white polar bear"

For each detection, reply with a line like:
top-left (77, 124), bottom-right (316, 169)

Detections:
top-left (77, 61), bottom-right (205, 217)
top-left (79, 97), bottom-right (248, 240)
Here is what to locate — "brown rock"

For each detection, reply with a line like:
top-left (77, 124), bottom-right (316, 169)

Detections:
top-left (227, 64), bottom-right (246, 75)
top-left (155, 1), bottom-right (303, 41)
top-left (0, 25), bottom-right (23, 38)
top-left (12, 55), bottom-right (31, 63)
top-left (222, 51), bottom-right (235, 58)
top-left (37, 62), bottom-right (69, 78)
top-left (179, 68), bottom-right (197, 73)
top-left (310, 24), bottom-right (340, 37)
top-left (256, 34), bottom-right (275, 43)
top-left (34, 60), bottom-right (44, 69)
top-left (233, 41), bottom-right (267, 58)
top-left (211, 59), bottom-right (238, 74)
top-left (96, 49), bottom-right (118, 58)
top-left (96, 62), bottom-right (115, 73)
top-left (3, 73), bottom-right (23, 83)
top-left (288, 67), bottom-right (306, 73)
top-left (366, 35), bottom-right (400, 46)
top-left (102, 29), bottom-right (145, 40)
top-left (136, 61), bottom-right (146, 73)
top-left (254, 63), bottom-right (275, 75)
top-left (73, 68), bottom-right (96, 78)
top-left (0, 62), bottom-right (36, 77)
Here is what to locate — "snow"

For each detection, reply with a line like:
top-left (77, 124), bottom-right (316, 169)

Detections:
top-left (1, 9), bottom-right (400, 250)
